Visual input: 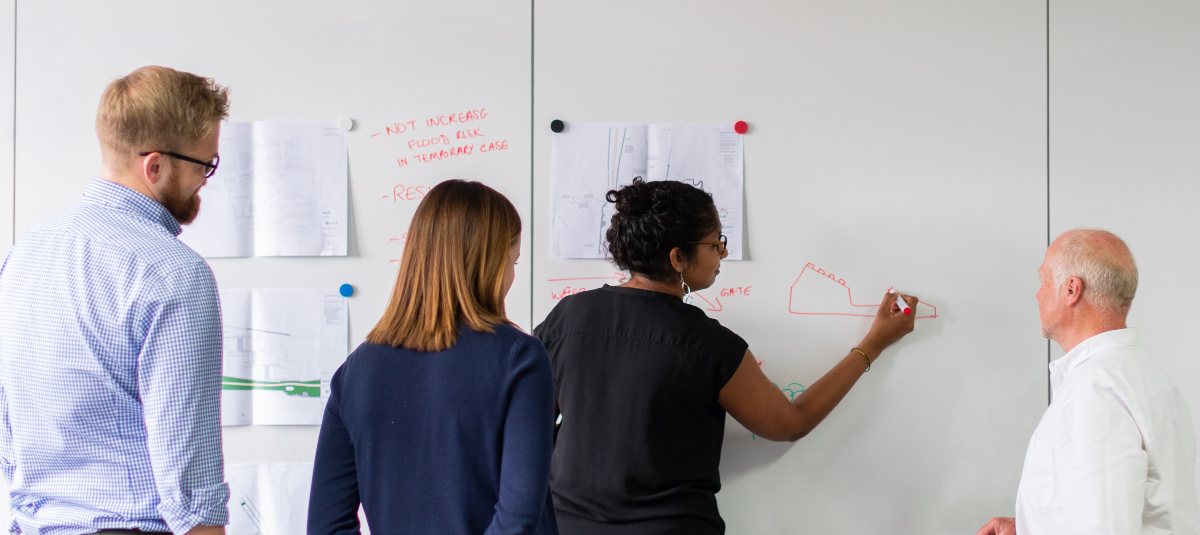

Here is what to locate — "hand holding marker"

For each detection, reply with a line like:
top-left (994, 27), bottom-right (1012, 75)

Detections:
top-left (891, 289), bottom-right (911, 315)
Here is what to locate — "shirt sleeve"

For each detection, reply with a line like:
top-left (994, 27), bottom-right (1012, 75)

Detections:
top-left (531, 309), bottom-right (555, 353)
top-left (485, 337), bottom-right (556, 535)
top-left (710, 320), bottom-right (749, 392)
top-left (0, 375), bottom-right (12, 484)
top-left (307, 365), bottom-right (363, 534)
top-left (136, 261), bottom-right (229, 533)
top-left (0, 333), bottom-right (11, 535)
top-left (1051, 379), bottom-right (1147, 534)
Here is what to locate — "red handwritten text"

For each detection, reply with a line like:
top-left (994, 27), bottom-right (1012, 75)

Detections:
top-left (413, 145), bottom-right (474, 164)
top-left (551, 286), bottom-right (589, 300)
top-left (373, 108), bottom-right (509, 168)
top-left (407, 135), bottom-right (452, 150)
top-left (385, 184), bottom-right (429, 203)
top-left (456, 128), bottom-right (483, 139)
top-left (719, 286), bottom-right (753, 298)
top-left (426, 108), bottom-right (488, 127)
top-left (479, 140), bottom-right (510, 153)
top-left (384, 120), bottom-right (418, 136)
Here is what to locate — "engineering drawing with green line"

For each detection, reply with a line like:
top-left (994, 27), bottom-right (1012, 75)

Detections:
top-left (218, 289), bottom-right (349, 426)
top-left (222, 376), bottom-right (322, 397)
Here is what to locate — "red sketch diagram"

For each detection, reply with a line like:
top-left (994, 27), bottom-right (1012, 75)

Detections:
top-left (788, 262), bottom-right (938, 319)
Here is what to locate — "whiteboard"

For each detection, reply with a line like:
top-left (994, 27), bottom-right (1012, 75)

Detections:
top-left (14, 0), bottom-right (532, 480)
top-left (1050, 0), bottom-right (1200, 508)
top-left (8, 0), bottom-right (1199, 533)
top-left (0, 6), bottom-right (10, 528)
top-left (1, 3), bottom-right (12, 257)
top-left (532, 1), bottom-right (1048, 533)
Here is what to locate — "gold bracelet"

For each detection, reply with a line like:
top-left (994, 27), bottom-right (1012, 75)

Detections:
top-left (851, 347), bottom-right (871, 372)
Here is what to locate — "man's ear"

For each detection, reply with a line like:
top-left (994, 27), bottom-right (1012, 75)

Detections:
top-left (141, 152), bottom-right (164, 186)
top-left (1064, 276), bottom-right (1085, 307)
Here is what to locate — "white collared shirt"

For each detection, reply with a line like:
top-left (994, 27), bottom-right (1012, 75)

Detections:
top-left (1016, 328), bottom-right (1200, 534)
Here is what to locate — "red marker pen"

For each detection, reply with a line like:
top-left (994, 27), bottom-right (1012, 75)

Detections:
top-left (892, 291), bottom-right (911, 315)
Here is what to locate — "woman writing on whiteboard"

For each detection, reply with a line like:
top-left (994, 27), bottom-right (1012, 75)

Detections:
top-left (534, 178), bottom-right (917, 534)
top-left (308, 180), bottom-right (558, 534)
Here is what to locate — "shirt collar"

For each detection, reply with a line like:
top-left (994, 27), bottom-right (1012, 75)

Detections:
top-left (1048, 327), bottom-right (1139, 391)
top-left (81, 178), bottom-right (182, 237)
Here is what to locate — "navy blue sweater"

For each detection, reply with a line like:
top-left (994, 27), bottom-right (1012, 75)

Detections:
top-left (308, 324), bottom-right (559, 534)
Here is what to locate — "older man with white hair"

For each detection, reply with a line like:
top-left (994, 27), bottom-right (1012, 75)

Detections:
top-left (978, 229), bottom-right (1199, 535)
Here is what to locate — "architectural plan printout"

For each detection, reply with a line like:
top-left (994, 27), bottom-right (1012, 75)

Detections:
top-left (228, 463), bottom-right (371, 535)
top-left (227, 463), bottom-right (309, 535)
top-left (220, 289), bottom-right (349, 426)
top-left (183, 121), bottom-right (348, 257)
top-left (552, 123), bottom-right (744, 259)
top-left (228, 463), bottom-right (305, 535)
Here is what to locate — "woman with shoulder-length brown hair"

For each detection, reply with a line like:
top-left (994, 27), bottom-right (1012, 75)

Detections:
top-left (308, 180), bottom-right (559, 535)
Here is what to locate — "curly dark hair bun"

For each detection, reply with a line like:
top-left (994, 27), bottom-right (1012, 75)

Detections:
top-left (605, 177), bottom-right (720, 282)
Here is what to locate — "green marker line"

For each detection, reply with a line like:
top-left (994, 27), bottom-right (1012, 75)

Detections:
top-left (221, 376), bottom-right (322, 398)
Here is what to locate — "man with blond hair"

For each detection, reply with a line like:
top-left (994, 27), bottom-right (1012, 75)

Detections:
top-left (0, 66), bottom-right (230, 534)
top-left (978, 229), bottom-right (1200, 535)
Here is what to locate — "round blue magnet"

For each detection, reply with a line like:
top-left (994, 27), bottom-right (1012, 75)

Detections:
top-left (339, 283), bottom-right (354, 297)
top-left (550, 119), bottom-right (565, 133)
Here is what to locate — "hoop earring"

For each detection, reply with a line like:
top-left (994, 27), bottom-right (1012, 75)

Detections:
top-left (680, 270), bottom-right (694, 305)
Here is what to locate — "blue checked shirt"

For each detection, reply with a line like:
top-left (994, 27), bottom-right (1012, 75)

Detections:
top-left (0, 179), bottom-right (229, 534)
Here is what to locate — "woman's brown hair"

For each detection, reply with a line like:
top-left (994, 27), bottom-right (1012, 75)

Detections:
top-left (366, 180), bottom-right (521, 351)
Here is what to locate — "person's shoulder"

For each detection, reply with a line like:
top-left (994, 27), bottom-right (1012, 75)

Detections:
top-left (11, 206), bottom-right (209, 288)
top-left (73, 200), bottom-right (208, 278)
top-left (24, 210), bottom-right (76, 235)
top-left (489, 323), bottom-right (545, 350)
top-left (146, 233), bottom-right (208, 274)
top-left (536, 286), bottom-right (631, 338)
top-left (324, 342), bottom-right (380, 403)
top-left (545, 286), bottom-right (598, 312)
top-left (1057, 346), bottom-right (1169, 419)
top-left (105, 221), bottom-right (209, 295)
top-left (1068, 352), bottom-right (1127, 391)
top-left (550, 285), bottom-right (667, 319)
top-left (536, 289), bottom-right (603, 334)
top-left (7, 206), bottom-right (86, 252)
top-left (339, 340), bottom-right (376, 367)
top-left (343, 340), bottom-right (409, 363)
top-left (1082, 342), bottom-right (1178, 397)
top-left (148, 253), bottom-right (214, 299)
top-left (487, 323), bottom-right (550, 363)
top-left (333, 341), bottom-right (406, 383)
top-left (677, 301), bottom-right (744, 341)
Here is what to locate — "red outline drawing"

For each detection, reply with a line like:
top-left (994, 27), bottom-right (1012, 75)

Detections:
top-left (788, 262), bottom-right (938, 319)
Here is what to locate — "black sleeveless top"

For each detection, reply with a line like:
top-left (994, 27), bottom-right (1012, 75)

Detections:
top-left (534, 285), bottom-right (748, 534)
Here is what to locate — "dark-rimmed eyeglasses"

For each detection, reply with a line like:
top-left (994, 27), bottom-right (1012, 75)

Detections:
top-left (689, 234), bottom-right (728, 255)
top-left (139, 151), bottom-right (220, 179)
